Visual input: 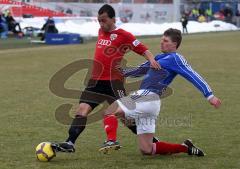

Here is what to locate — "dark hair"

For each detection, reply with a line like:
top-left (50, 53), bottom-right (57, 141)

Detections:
top-left (98, 4), bottom-right (115, 18)
top-left (163, 28), bottom-right (182, 49)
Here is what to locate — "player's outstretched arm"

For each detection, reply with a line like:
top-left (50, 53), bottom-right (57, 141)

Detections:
top-left (119, 61), bottom-right (150, 77)
top-left (208, 96), bottom-right (221, 108)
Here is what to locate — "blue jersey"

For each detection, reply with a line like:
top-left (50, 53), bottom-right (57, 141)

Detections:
top-left (123, 52), bottom-right (213, 99)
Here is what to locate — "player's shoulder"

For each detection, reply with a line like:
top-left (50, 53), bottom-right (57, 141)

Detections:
top-left (173, 53), bottom-right (189, 65)
top-left (114, 28), bottom-right (133, 36)
top-left (155, 52), bottom-right (176, 60)
top-left (174, 53), bottom-right (187, 61)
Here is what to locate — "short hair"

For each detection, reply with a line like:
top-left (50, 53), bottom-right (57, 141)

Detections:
top-left (98, 4), bottom-right (115, 18)
top-left (163, 28), bottom-right (182, 49)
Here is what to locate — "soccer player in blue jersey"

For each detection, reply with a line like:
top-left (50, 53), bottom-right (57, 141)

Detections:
top-left (99, 28), bottom-right (221, 156)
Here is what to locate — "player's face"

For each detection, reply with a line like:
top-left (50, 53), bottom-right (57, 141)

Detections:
top-left (160, 35), bottom-right (177, 53)
top-left (98, 12), bottom-right (115, 32)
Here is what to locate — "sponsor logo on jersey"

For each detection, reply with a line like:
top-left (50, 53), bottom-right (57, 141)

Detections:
top-left (98, 39), bottom-right (112, 46)
top-left (132, 39), bottom-right (140, 47)
top-left (110, 34), bottom-right (118, 41)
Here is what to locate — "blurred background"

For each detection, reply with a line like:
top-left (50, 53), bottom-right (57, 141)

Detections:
top-left (0, 0), bottom-right (239, 40)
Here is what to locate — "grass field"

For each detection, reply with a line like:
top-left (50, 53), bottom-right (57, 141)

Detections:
top-left (0, 31), bottom-right (240, 169)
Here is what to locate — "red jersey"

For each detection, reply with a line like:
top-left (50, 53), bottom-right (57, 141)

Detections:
top-left (91, 28), bottom-right (148, 81)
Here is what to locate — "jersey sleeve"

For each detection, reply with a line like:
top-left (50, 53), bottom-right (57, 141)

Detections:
top-left (122, 61), bottom-right (150, 77)
top-left (125, 31), bottom-right (148, 55)
top-left (170, 55), bottom-right (213, 99)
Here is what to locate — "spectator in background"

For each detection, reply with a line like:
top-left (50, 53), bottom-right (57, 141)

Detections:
top-left (6, 12), bottom-right (22, 35)
top-left (40, 17), bottom-right (58, 41)
top-left (145, 12), bottom-right (151, 23)
top-left (191, 7), bottom-right (199, 20)
top-left (0, 12), bottom-right (3, 29)
top-left (198, 14), bottom-right (206, 23)
top-left (233, 10), bottom-right (240, 27)
top-left (223, 5), bottom-right (233, 23)
top-left (180, 14), bottom-right (188, 34)
top-left (205, 8), bottom-right (213, 22)
top-left (236, 10), bottom-right (240, 16)
top-left (214, 9), bottom-right (225, 21)
top-left (0, 11), bottom-right (8, 39)
top-left (66, 8), bottom-right (73, 15)
top-left (198, 8), bottom-right (205, 16)
top-left (184, 9), bottom-right (191, 18)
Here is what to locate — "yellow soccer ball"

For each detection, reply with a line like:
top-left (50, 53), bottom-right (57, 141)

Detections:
top-left (35, 142), bottom-right (56, 162)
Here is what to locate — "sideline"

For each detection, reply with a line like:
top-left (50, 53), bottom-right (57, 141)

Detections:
top-left (0, 44), bottom-right (86, 56)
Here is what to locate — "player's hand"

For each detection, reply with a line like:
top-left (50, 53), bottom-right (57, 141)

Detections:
top-left (115, 65), bottom-right (123, 72)
top-left (209, 96), bottom-right (221, 108)
top-left (149, 59), bottom-right (161, 70)
top-left (143, 50), bottom-right (161, 70)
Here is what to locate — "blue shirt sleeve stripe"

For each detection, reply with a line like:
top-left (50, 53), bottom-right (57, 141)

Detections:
top-left (173, 54), bottom-right (213, 98)
top-left (177, 54), bottom-right (212, 92)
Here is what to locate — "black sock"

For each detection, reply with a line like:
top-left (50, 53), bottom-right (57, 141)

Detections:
top-left (127, 125), bottom-right (137, 134)
top-left (66, 115), bottom-right (87, 144)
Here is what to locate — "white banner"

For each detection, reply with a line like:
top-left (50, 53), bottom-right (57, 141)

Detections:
top-left (34, 3), bottom-right (176, 23)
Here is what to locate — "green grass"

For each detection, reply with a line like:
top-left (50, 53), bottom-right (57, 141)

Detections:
top-left (0, 37), bottom-right (47, 50)
top-left (0, 31), bottom-right (240, 169)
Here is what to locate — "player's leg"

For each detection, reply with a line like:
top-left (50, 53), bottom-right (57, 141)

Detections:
top-left (99, 101), bottom-right (125, 153)
top-left (152, 140), bottom-right (188, 155)
top-left (52, 102), bottom-right (94, 153)
top-left (110, 80), bottom-right (138, 133)
top-left (136, 115), bottom-right (189, 156)
top-left (101, 90), bottom-right (160, 151)
top-left (104, 101), bottom-right (125, 141)
top-left (152, 139), bottom-right (205, 156)
top-left (137, 133), bottom-right (204, 156)
top-left (134, 91), bottom-right (184, 155)
top-left (67, 79), bottom-right (117, 143)
top-left (111, 82), bottom-right (152, 137)
top-left (57, 80), bottom-right (120, 153)
top-left (135, 113), bottom-right (159, 155)
top-left (134, 94), bottom-right (189, 156)
top-left (135, 94), bottom-right (203, 156)
top-left (137, 133), bottom-right (154, 155)
top-left (52, 80), bottom-right (106, 152)
top-left (65, 103), bottom-right (92, 144)
top-left (100, 91), bottom-right (160, 154)
top-left (102, 90), bottom-right (139, 146)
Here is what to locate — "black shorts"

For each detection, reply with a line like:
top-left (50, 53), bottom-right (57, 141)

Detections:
top-left (79, 79), bottom-right (126, 109)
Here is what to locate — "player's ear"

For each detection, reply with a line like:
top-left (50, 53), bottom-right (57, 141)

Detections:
top-left (112, 17), bottom-right (116, 23)
top-left (173, 42), bottom-right (177, 48)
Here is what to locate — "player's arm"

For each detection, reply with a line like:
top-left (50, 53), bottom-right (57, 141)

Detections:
top-left (142, 50), bottom-right (161, 70)
top-left (121, 61), bottom-right (150, 77)
top-left (171, 56), bottom-right (221, 108)
top-left (125, 32), bottom-right (161, 70)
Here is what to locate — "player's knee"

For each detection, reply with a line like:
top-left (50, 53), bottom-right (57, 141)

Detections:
top-left (105, 101), bottom-right (124, 117)
top-left (76, 103), bottom-right (92, 116)
top-left (115, 110), bottom-right (124, 118)
top-left (139, 147), bottom-right (152, 155)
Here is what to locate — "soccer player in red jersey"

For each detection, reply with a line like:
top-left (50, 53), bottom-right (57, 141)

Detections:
top-left (52, 4), bottom-right (160, 152)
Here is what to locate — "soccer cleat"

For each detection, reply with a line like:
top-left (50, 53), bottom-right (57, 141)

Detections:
top-left (51, 142), bottom-right (75, 153)
top-left (183, 139), bottom-right (205, 157)
top-left (99, 140), bottom-right (121, 154)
